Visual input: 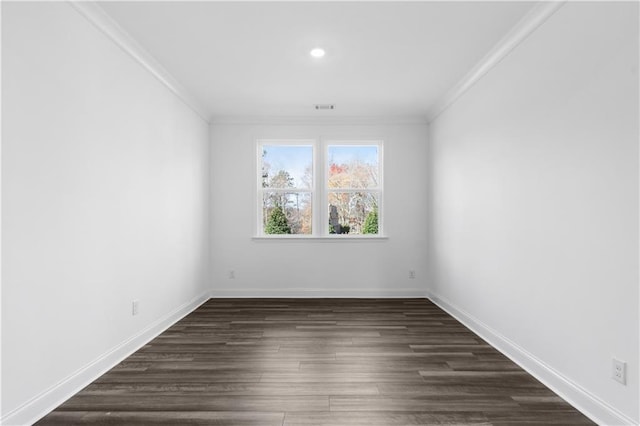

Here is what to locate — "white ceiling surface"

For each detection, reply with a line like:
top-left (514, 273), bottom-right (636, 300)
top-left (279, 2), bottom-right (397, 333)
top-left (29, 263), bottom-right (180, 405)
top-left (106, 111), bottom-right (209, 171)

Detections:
top-left (98, 2), bottom-right (536, 121)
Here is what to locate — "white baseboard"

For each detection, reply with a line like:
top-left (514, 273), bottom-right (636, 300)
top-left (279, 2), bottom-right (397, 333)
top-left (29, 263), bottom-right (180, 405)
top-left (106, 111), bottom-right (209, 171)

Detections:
top-left (9, 290), bottom-right (630, 425)
top-left (427, 290), bottom-right (637, 426)
top-left (1, 291), bottom-right (210, 426)
top-left (210, 288), bottom-right (428, 298)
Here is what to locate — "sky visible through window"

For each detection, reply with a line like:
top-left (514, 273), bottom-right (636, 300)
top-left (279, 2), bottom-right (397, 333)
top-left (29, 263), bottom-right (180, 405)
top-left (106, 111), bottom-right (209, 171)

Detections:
top-left (262, 145), bottom-right (312, 188)
top-left (328, 145), bottom-right (378, 168)
top-left (262, 145), bottom-right (378, 187)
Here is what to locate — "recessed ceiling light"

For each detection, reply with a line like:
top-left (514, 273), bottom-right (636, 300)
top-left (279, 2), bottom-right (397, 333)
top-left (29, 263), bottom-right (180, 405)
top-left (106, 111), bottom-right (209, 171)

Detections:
top-left (310, 48), bottom-right (325, 58)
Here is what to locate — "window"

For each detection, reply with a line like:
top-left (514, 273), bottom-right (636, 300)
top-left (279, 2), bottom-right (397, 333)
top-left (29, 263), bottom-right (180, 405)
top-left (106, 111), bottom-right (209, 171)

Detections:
top-left (257, 139), bottom-right (383, 237)
top-left (259, 141), bottom-right (314, 235)
top-left (327, 144), bottom-right (381, 235)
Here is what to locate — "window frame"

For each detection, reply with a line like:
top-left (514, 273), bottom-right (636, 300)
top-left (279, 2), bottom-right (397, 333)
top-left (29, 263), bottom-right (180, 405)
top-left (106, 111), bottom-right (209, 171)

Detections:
top-left (256, 139), bottom-right (317, 237)
top-left (322, 140), bottom-right (384, 237)
top-left (256, 138), bottom-right (384, 239)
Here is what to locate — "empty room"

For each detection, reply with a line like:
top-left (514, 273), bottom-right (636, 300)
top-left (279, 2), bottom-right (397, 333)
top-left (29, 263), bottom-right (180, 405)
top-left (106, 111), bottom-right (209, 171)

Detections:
top-left (1, 1), bottom-right (638, 425)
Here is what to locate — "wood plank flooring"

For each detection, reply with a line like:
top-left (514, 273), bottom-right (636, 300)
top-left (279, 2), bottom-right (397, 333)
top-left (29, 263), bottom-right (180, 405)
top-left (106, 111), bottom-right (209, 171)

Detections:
top-left (36, 298), bottom-right (595, 425)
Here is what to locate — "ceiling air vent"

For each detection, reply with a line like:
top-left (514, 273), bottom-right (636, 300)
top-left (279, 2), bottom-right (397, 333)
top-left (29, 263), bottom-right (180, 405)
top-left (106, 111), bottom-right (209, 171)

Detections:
top-left (314, 104), bottom-right (335, 110)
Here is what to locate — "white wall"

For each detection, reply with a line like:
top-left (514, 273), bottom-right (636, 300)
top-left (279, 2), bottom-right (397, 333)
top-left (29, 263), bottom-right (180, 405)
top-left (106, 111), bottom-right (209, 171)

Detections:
top-left (1, 3), bottom-right (210, 424)
top-left (211, 121), bottom-right (428, 297)
top-left (428, 2), bottom-right (638, 424)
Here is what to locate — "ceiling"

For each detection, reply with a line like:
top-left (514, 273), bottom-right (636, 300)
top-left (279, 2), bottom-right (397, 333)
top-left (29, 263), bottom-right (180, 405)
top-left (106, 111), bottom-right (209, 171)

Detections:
top-left (98, 1), bottom-right (536, 121)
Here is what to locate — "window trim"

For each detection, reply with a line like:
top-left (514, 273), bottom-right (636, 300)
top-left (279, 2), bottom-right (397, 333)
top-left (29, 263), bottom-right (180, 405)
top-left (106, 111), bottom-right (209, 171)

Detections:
top-left (256, 138), bottom-right (384, 238)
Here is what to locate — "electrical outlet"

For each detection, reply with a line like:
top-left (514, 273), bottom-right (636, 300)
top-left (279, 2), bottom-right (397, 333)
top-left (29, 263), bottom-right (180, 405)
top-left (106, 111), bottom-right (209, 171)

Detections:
top-left (612, 358), bottom-right (626, 385)
top-left (228, 270), bottom-right (235, 279)
top-left (132, 300), bottom-right (139, 316)
top-left (409, 270), bottom-right (416, 279)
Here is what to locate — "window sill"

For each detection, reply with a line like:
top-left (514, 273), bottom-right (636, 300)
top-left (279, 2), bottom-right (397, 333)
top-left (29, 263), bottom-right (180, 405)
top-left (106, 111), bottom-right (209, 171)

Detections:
top-left (252, 235), bottom-right (388, 242)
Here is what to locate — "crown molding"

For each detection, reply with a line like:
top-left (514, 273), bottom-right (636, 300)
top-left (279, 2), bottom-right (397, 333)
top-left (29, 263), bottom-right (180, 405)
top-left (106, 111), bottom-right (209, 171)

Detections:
top-left (426, 1), bottom-right (566, 123)
top-left (210, 115), bottom-right (429, 126)
top-left (68, 1), bottom-right (210, 123)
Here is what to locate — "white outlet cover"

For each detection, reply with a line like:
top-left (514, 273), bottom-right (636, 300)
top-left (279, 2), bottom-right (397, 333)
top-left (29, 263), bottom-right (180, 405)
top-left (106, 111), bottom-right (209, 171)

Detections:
top-left (612, 358), bottom-right (626, 385)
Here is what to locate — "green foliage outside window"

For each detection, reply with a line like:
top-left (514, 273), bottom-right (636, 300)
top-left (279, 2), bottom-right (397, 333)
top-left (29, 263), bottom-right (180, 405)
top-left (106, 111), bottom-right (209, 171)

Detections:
top-left (362, 210), bottom-right (378, 234)
top-left (265, 205), bottom-right (291, 234)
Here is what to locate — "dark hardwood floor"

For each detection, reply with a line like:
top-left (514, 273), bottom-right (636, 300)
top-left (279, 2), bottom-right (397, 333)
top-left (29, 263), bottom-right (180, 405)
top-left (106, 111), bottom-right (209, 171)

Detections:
top-left (37, 298), bottom-right (594, 425)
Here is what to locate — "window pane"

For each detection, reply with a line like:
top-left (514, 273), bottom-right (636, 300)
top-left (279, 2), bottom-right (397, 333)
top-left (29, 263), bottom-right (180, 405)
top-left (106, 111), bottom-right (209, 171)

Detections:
top-left (263, 192), bottom-right (312, 235)
top-left (328, 145), bottom-right (379, 189)
top-left (328, 192), bottom-right (379, 235)
top-left (262, 145), bottom-right (312, 189)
